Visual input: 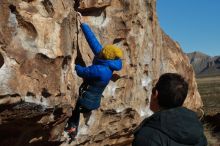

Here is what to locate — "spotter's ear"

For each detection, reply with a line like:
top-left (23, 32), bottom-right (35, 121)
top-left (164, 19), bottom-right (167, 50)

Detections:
top-left (152, 87), bottom-right (158, 99)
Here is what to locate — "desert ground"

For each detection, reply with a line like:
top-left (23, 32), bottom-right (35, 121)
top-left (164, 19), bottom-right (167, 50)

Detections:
top-left (197, 75), bottom-right (220, 146)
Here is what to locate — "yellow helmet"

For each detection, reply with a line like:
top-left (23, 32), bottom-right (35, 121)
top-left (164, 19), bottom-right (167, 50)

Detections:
top-left (101, 45), bottom-right (123, 60)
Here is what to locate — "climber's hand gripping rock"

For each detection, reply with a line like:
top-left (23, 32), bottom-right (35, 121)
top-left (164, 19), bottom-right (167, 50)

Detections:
top-left (76, 12), bottom-right (83, 24)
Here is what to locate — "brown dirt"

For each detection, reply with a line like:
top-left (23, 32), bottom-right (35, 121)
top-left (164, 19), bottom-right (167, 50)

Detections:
top-left (197, 75), bottom-right (220, 145)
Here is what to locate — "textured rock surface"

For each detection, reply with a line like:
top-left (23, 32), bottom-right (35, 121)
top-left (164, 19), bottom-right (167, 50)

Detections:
top-left (0, 0), bottom-right (203, 145)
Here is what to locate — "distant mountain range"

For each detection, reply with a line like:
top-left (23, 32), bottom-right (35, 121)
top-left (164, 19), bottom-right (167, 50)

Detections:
top-left (186, 52), bottom-right (220, 77)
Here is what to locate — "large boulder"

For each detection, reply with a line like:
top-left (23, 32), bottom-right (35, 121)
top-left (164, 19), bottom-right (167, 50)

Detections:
top-left (0, 0), bottom-right (202, 145)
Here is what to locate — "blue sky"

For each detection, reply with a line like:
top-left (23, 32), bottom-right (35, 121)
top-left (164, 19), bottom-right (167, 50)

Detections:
top-left (157, 0), bottom-right (220, 56)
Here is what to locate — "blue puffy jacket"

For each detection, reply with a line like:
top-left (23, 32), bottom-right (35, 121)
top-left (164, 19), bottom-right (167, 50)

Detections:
top-left (75, 23), bottom-right (122, 110)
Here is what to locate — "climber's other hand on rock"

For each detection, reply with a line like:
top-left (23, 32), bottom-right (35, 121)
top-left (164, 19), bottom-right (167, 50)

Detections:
top-left (76, 12), bottom-right (83, 24)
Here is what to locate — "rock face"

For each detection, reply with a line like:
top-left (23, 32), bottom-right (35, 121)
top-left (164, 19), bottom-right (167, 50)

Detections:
top-left (0, 0), bottom-right (203, 145)
top-left (187, 51), bottom-right (220, 76)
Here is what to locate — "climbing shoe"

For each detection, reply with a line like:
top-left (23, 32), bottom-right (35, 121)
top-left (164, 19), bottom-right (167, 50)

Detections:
top-left (65, 125), bottom-right (78, 141)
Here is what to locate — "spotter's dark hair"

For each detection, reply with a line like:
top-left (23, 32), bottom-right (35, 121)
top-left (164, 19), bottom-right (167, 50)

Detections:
top-left (155, 73), bottom-right (188, 109)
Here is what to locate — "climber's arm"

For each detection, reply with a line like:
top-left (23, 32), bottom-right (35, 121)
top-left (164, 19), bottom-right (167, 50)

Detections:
top-left (80, 23), bottom-right (103, 56)
top-left (75, 65), bottom-right (100, 79)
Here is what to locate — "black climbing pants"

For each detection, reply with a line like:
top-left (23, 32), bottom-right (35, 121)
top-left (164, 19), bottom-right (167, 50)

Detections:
top-left (67, 99), bottom-right (92, 128)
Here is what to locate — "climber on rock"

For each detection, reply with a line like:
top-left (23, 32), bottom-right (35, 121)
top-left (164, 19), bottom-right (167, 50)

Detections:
top-left (65, 12), bottom-right (123, 140)
top-left (132, 73), bottom-right (207, 146)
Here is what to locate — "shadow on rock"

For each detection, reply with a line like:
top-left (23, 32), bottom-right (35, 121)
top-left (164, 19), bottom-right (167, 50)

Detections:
top-left (0, 102), bottom-right (67, 146)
